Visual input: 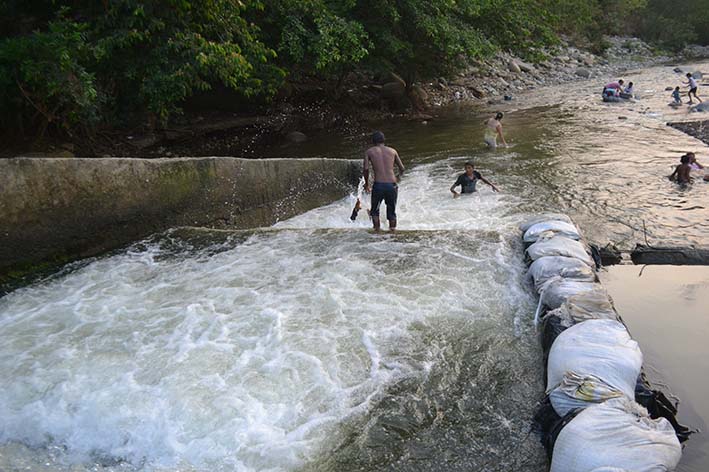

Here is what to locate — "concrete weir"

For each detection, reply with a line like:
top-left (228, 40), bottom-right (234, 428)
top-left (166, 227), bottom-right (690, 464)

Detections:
top-left (0, 157), bottom-right (360, 284)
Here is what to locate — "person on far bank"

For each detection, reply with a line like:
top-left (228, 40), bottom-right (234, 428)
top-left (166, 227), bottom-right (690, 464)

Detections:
top-left (685, 73), bottom-right (702, 104)
top-left (484, 112), bottom-right (508, 149)
top-left (602, 79), bottom-right (624, 98)
top-left (450, 162), bottom-right (499, 197)
top-left (364, 131), bottom-right (405, 232)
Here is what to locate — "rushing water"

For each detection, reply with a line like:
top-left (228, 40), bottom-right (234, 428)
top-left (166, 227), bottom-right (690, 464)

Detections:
top-left (1, 61), bottom-right (709, 471)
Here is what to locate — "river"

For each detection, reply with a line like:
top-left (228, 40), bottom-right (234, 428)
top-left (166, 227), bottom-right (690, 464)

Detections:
top-left (1, 60), bottom-right (708, 471)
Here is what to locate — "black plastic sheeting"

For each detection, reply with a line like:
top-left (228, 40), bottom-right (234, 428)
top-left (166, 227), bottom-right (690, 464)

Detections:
top-left (535, 310), bottom-right (693, 454)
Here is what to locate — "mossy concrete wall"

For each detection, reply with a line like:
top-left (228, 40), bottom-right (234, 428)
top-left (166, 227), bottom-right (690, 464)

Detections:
top-left (0, 157), bottom-right (361, 283)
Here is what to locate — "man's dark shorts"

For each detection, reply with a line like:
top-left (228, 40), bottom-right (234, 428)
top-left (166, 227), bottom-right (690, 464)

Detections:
top-left (370, 182), bottom-right (398, 221)
top-left (690, 87), bottom-right (698, 95)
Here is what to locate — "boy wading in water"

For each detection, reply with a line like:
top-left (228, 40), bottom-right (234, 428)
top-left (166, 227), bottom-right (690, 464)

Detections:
top-left (484, 112), bottom-right (508, 149)
top-left (364, 131), bottom-right (405, 231)
top-left (450, 162), bottom-right (499, 197)
top-left (669, 154), bottom-right (692, 185)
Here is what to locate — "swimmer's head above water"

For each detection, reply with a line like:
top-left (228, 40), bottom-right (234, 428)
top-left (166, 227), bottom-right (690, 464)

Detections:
top-left (372, 131), bottom-right (385, 144)
top-left (495, 112), bottom-right (503, 120)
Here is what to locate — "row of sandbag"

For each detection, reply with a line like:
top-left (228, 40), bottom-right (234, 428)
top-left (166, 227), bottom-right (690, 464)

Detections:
top-left (520, 214), bottom-right (690, 472)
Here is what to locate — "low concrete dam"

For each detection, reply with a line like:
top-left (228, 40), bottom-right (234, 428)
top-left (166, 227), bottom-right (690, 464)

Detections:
top-left (0, 157), bottom-right (360, 284)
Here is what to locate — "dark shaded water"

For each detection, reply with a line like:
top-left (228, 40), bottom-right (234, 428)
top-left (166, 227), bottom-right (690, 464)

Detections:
top-left (1, 61), bottom-right (708, 471)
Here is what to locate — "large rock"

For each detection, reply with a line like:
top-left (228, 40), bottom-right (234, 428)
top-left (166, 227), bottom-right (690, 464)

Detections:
top-left (575, 68), bottom-right (592, 78)
top-left (408, 84), bottom-right (428, 110)
top-left (0, 157), bottom-right (361, 285)
top-left (692, 71), bottom-right (703, 80)
top-left (380, 81), bottom-right (407, 100)
top-left (386, 72), bottom-right (406, 87)
top-left (470, 87), bottom-right (485, 99)
top-left (508, 60), bottom-right (522, 73)
top-left (518, 61), bottom-right (535, 73)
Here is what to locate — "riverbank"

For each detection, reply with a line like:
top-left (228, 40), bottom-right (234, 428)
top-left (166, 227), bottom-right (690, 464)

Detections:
top-left (3, 36), bottom-right (691, 159)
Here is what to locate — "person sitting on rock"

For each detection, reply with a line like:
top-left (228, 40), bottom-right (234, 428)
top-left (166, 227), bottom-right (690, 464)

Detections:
top-left (669, 154), bottom-right (692, 185)
top-left (672, 86), bottom-right (682, 104)
top-left (602, 79), bottom-right (624, 98)
top-left (622, 81), bottom-right (634, 97)
top-left (483, 112), bottom-right (508, 149)
top-left (450, 162), bottom-right (499, 197)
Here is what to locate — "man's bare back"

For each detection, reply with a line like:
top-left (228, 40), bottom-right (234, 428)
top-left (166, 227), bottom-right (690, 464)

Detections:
top-left (364, 145), bottom-right (404, 187)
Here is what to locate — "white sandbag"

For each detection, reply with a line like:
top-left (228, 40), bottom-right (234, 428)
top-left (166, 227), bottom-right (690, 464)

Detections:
top-left (519, 213), bottom-right (573, 232)
top-left (539, 278), bottom-right (607, 310)
top-left (526, 236), bottom-right (594, 267)
top-left (542, 291), bottom-right (618, 327)
top-left (563, 291), bottom-right (617, 320)
top-left (549, 371), bottom-right (626, 416)
top-left (523, 220), bottom-right (581, 243)
top-left (527, 256), bottom-right (596, 291)
top-left (551, 397), bottom-right (682, 472)
top-left (547, 319), bottom-right (642, 416)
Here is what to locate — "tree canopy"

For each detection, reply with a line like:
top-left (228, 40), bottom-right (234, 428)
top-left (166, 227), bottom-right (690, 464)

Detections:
top-left (2, 0), bottom-right (708, 138)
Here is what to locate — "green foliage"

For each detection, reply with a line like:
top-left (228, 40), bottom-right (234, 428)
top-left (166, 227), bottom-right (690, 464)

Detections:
top-left (88, 0), bottom-right (284, 125)
top-left (0, 14), bottom-right (99, 137)
top-left (636, 0), bottom-right (702, 50)
top-left (262, 0), bottom-right (370, 75)
top-left (3, 0), bottom-right (709, 139)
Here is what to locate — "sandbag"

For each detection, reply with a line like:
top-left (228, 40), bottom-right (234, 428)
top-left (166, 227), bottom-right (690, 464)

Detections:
top-left (520, 214), bottom-right (573, 232)
top-left (562, 291), bottom-right (617, 320)
top-left (538, 278), bottom-right (607, 311)
top-left (523, 220), bottom-right (581, 243)
top-left (527, 256), bottom-right (596, 291)
top-left (547, 319), bottom-right (642, 416)
top-left (550, 398), bottom-right (682, 472)
top-left (549, 372), bottom-right (626, 416)
top-left (527, 236), bottom-right (594, 267)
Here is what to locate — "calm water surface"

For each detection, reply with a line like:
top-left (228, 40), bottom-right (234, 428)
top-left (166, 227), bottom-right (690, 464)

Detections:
top-left (1, 61), bottom-right (708, 471)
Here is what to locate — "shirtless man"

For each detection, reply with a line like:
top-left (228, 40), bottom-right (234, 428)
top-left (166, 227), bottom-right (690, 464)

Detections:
top-left (484, 113), bottom-right (508, 149)
top-left (364, 131), bottom-right (405, 231)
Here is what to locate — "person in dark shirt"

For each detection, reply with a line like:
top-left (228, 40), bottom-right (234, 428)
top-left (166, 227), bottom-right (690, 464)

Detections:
top-left (450, 162), bottom-right (499, 197)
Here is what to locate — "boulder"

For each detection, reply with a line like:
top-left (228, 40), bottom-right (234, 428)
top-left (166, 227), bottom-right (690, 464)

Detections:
top-left (692, 71), bottom-right (703, 80)
top-left (408, 84), bottom-right (428, 110)
top-left (285, 131), bottom-right (308, 143)
top-left (508, 60), bottom-right (522, 73)
top-left (386, 72), bottom-right (406, 87)
top-left (575, 68), bottom-right (592, 78)
top-left (518, 61), bottom-right (535, 73)
top-left (470, 87), bottom-right (485, 99)
top-left (380, 81), bottom-right (407, 100)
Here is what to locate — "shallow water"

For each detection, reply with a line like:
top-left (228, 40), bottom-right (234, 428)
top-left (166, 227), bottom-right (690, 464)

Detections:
top-left (602, 265), bottom-right (709, 472)
top-left (1, 61), bottom-right (709, 471)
